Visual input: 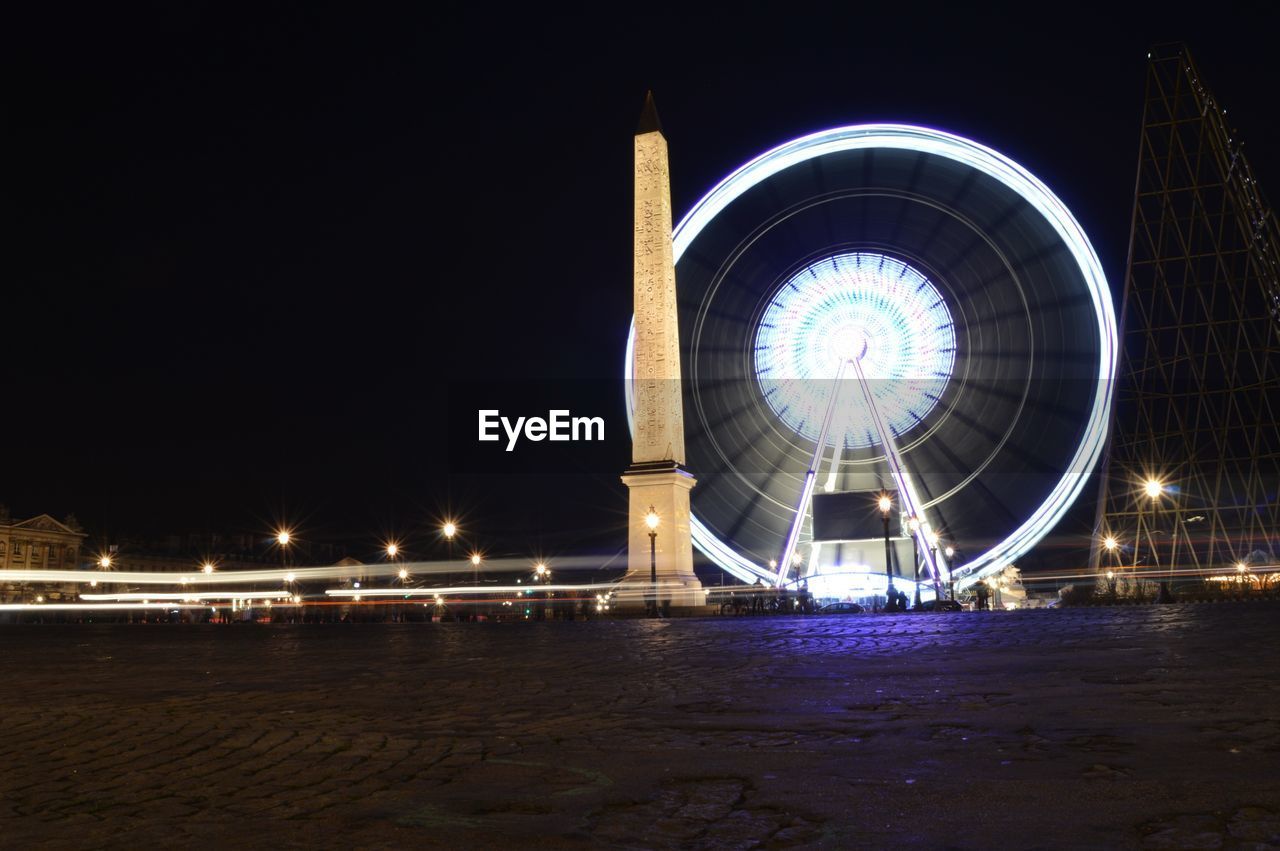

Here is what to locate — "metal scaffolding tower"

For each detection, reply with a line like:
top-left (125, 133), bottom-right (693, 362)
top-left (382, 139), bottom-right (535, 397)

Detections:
top-left (1096, 44), bottom-right (1280, 581)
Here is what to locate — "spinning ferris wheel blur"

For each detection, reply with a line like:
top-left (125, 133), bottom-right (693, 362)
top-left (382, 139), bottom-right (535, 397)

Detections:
top-left (626, 125), bottom-right (1117, 596)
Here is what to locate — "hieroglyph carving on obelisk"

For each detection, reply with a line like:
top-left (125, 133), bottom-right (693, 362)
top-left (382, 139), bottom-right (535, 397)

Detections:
top-left (632, 119), bottom-right (686, 465)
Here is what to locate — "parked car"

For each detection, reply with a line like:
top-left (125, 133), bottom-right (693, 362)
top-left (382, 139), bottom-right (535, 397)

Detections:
top-left (818, 601), bottom-right (865, 614)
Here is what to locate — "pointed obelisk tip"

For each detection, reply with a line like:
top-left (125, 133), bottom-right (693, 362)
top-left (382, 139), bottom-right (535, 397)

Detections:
top-left (637, 90), bottom-right (663, 135)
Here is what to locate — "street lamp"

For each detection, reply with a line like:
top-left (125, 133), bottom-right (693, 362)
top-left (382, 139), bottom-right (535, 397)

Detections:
top-left (98, 555), bottom-right (112, 569)
top-left (926, 531), bottom-right (942, 605)
top-left (202, 562), bottom-right (215, 575)
top-left (645, 508), bottom-right (660, 618)
top-left (1102, 535), bottom-right (1120, 595)
top-left (878, 494), bottom-right (895, 609)
top-left (442, 521), bottom-right (458, 585)
top-left (943, 543), bottom-right (957, 601)
top-left (533, 561), bottom-right (551, 620)
top-left (470, 552), bottom-right (481, 588)
top-left (908, 516), bottom-right (922, 610)
top-left (1142, 479), bottom-right (1173, 602)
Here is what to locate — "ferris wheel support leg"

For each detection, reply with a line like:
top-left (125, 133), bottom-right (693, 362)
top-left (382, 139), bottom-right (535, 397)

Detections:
top-left (848, 355), bottom-right (950, 600)
top-left (774, 362), bottom-right (850, 586)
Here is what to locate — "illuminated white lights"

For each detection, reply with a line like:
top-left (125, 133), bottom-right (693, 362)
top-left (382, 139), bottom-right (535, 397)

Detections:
top-left (623, 123), bottom-right (1118, 586)
top-left (755, 253), bottom-right (954, 448)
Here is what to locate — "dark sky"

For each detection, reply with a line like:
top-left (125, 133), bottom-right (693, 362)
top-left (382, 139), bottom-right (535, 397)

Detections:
top-left (8, 3), bottom-right (1279, 565)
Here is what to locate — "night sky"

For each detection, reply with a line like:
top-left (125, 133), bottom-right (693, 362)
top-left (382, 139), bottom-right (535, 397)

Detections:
top-left (8, 4), bottom-right (1279, 566)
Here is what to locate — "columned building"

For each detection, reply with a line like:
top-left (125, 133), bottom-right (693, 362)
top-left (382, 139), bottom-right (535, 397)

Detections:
top-left (0, 507), bottom-right (87, 601)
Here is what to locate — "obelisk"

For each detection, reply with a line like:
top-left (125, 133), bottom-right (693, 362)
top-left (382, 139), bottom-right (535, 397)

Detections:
top-left (621, 92), bottom-right (706, 610)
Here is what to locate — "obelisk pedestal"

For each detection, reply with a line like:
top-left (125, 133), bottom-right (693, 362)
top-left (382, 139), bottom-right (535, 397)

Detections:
top-left (621, 93), bottom-right (706, 610)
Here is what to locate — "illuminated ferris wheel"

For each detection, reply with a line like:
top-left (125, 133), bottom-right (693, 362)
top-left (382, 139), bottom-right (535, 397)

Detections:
top-left (626, 125), bottom-right (1117, 596)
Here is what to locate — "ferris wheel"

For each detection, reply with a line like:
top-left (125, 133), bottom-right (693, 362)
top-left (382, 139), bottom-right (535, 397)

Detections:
top-left (625, 125), bottom-right (1117, 596)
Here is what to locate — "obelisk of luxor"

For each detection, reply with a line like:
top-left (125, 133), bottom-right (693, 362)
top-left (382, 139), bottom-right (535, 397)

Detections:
top-left (621, 93), bottom-right (706, 609)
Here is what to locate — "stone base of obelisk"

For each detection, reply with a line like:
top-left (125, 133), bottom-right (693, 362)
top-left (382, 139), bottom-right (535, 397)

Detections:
top-left (619, 461), bottom-right (707, 611)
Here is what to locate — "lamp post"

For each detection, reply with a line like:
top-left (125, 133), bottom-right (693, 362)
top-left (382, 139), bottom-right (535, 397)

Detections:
top-left (945, 544), bottom-right (956, 602)
top-left (385, 542), bottom-right (403, 622)
top-left (645, 508), bottom-right (660, 618)
top-left (878, 494), bottom-right (895, 610)
top-left (928, 531), bottom-right (941, 609)
top-left (534, 561), bottom-right (550, 620)
top-left (1143, 479), bottom-right (1173, 602)
top-left (442, 521), bottom-right (457, 586)
top-left (275, 530), bottom-right (292, 622)
top-left (470, 553), bottom-right (482, 619)
top-left (908, 516), bottom-right (921, 610)
top-left (1102, 536), bottom-right (1119, 596)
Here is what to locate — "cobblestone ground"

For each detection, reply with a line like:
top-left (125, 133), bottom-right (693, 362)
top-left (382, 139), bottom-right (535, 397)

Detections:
top-left (1, 604), bottom-right (1278, 849)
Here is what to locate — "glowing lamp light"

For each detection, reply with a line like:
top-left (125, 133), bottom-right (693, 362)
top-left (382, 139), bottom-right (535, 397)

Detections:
top-left (908, 517), bottom-right (921, 534)
top-left (470, 553), bottom-right (482, 566)
top-left (1144, 479), bottom-right (1165, 499)
top-left (276, 530), bottom-right (291, 546)
top-left (534, 562), bottom-right (547, 576)
top-left (1236, 562), bottom-right (1247, 573)
top-left (202, 562), bottom-right (215, 574)
top-left (98, 556), bottom-right (112, 569)
top-left (1103, 536), bottom-right (1118, 552)
top-left (878, 495), bottom-right (892, 514)
top-left (1106, 570), bottom-right (1115, 580)
top-left (928, 531), bottom-right (941, 548)
top-left (285, 572), bottom-right (296, 583)
top-left (945, 546), bottom-right (955, 558)
top-left (398, 568), bottom-right (408, 581)
top-left (386, 543), bottom-right (399, 558)
top-left (645, 510), bottom-right (660, 531)
top-left (442, 522), bottom-right (457, 540)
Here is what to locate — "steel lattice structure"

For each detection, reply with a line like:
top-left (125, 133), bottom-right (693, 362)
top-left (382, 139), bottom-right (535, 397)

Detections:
top-left (1096, 44), bottom-right (1280, 578)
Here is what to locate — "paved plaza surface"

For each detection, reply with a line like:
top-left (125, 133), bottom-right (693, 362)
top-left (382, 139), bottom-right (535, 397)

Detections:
top-left (1, 604), bottom-right (1278, 849)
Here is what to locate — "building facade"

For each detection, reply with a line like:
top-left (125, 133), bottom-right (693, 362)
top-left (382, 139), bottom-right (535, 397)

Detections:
top-left (0, 507), bottom-right (88, 602)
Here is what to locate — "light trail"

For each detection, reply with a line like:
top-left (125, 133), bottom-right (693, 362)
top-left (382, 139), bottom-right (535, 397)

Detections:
top-left (0, 602), bottom-right (219, 611)
top-left (326, 582), bottom-right (627, 598)
top-left (0, 555), bottom-right (616, 586)
top-left (79, 592), bottom-right (294, 601)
